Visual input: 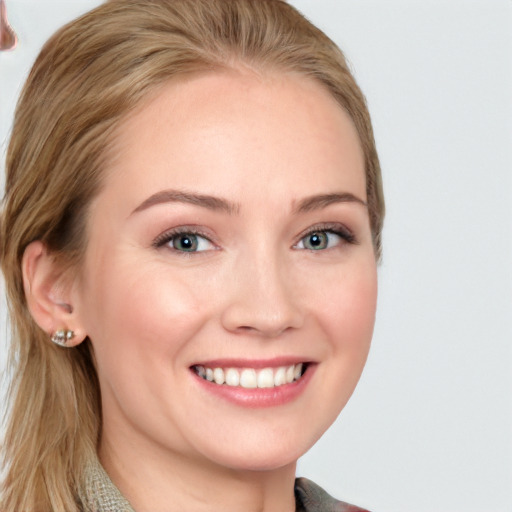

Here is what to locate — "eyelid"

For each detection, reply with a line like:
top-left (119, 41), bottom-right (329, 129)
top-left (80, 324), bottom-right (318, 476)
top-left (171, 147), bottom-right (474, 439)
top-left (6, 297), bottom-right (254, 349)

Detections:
top-left (293, 222), bottom-right (357, 248)
top-left (152, 225), bottom-right (218, 251)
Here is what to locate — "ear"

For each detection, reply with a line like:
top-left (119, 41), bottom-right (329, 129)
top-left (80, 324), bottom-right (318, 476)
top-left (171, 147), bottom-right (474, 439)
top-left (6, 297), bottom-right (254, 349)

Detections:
top-left (22, 241), bottom-right (87, 346)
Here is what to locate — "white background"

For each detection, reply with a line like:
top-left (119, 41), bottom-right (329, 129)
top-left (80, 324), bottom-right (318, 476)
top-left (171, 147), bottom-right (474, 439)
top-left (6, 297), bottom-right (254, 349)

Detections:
top-left (1, 1), bottom-right (511, 511)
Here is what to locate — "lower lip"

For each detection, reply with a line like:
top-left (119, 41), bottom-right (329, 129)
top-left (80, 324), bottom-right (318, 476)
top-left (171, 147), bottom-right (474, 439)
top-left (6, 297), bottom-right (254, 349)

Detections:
top-left (191, 364), bottom-right (316, 409)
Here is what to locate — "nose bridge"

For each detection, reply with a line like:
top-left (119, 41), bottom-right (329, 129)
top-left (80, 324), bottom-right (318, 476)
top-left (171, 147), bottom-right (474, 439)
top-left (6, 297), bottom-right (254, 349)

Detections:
top-left (221, 242), bottom-right (303, 337)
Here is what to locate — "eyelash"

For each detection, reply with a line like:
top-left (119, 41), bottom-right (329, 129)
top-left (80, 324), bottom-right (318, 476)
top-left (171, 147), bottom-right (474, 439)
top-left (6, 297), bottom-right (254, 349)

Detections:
top-left (152, 227), bottom-right (215, 252)
top-left (152, 223), bottom-right (357, 253)
top-left (294, 223), bottom-right (357, 250)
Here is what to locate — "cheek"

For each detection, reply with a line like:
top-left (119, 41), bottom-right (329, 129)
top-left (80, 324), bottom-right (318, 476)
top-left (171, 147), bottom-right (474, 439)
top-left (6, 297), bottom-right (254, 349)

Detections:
top-left (79, 256), bottom-right (220, 437)
top-left (80, 256), bottom-right (211, 372)
top-left (338, 270), bottom-right (377, 344)
top-left (292, 257), bottom-right (377, 444)
top-left (318, 258), bottom-right (378, 393)
top-left (316, 259), bottom-right (378, 351)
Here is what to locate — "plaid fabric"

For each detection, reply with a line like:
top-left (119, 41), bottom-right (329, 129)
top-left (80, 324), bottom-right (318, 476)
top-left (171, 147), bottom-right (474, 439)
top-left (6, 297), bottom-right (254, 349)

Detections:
top-left (78, 459), bottom-right (371, 512)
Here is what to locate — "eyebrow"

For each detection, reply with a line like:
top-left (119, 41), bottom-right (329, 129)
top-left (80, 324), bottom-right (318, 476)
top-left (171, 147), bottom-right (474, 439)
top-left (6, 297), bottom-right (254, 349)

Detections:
top-left (131, 189), bottom-right (366, 216)
top-left (131, 189), bottom-right (240, 215)
top-left (294, 192), bottom-right (367, 213)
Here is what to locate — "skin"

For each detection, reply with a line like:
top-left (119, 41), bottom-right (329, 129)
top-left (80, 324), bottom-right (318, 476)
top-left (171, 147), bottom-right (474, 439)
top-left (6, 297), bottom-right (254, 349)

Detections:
top-left (25, 70), bottom-right (377, 512)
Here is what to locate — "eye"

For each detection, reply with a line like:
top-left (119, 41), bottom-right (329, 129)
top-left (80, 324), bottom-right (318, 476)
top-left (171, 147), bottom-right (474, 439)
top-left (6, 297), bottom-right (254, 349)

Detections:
top-left (153, 229), bottom-right (215, 253)
top-left (297, 231), bottom-right (340, 250)
top-left (294, 225), bottom-right (356, 251)
top-left (171, 233), bottom-right (212, 252)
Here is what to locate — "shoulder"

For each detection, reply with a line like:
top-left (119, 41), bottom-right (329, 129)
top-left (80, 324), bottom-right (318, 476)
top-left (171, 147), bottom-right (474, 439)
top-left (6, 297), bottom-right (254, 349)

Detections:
top-left (294, 477), bottom-right (373, 512)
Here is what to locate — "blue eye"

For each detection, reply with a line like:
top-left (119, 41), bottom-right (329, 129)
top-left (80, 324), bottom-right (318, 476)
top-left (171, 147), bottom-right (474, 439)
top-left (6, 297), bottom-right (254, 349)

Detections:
top-left (154, 230), bottom-right (214, 253)
top-left (297, 231), bottom-right (339, 250)
top-left (295, 226), bottom-right (355, 251)
top-left (173, 234), bottom-right (199, 252)
top-left (304, 232), bottom-right (330, 250)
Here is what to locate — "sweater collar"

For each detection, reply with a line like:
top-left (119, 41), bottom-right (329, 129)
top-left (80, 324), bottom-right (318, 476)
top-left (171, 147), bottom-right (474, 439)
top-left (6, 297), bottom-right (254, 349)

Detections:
top-left (78, 458), bottom-right (135, 512)
top-left (77, 458), bottom-right (360, 512)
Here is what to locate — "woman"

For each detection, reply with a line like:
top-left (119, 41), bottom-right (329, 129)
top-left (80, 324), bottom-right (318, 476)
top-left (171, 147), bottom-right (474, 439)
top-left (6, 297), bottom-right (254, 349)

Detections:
top-left (0, 0), bottom-right (384, 510)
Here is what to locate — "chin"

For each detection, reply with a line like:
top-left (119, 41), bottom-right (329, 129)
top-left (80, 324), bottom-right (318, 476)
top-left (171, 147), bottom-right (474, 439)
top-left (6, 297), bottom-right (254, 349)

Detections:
top-left (197, 431), bottom-right (317, 473)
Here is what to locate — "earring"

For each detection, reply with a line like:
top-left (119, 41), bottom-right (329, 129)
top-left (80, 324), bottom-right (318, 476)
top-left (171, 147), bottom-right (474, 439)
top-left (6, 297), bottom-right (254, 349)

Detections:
top-left (51, 329), bottom-right (75, 347)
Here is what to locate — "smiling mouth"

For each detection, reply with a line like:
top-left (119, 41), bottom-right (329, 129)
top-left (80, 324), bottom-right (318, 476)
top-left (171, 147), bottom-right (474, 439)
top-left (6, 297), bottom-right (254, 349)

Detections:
top-left (192, 363), bottom-right (308, 389)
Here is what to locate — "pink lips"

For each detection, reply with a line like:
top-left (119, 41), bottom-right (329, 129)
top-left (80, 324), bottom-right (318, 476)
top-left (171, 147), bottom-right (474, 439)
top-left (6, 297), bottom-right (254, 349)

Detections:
top-left (190, 359), bottom-right (316, 408)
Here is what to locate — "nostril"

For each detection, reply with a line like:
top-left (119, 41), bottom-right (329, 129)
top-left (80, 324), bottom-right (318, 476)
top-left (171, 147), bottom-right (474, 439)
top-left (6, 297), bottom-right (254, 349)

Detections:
top-left (234, 323), bottom-right (293, 338)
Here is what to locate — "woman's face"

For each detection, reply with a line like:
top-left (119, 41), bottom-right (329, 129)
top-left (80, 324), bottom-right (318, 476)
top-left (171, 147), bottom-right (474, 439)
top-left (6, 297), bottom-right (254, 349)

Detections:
top-left (73, 70), bottom-right (377, 471)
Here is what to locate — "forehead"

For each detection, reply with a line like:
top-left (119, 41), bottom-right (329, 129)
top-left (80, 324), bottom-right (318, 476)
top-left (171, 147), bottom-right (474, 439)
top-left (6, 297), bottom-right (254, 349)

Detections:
top-left (98, 70), bottom-right (366, 215)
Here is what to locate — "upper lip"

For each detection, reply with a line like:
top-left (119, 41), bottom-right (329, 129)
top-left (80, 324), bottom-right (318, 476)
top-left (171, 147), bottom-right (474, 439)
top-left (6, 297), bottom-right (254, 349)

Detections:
top-left (190, 357), bottom-right (314, 369)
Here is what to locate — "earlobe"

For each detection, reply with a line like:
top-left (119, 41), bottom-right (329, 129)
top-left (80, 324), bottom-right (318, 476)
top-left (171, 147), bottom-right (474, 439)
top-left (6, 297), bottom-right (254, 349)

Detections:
top-left (22, 241), bottom-right (86, 347)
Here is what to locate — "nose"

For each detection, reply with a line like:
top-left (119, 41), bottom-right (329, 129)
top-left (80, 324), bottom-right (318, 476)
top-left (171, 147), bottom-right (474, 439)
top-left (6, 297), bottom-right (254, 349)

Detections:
top-left (220, 250), bottom-right (304, 338)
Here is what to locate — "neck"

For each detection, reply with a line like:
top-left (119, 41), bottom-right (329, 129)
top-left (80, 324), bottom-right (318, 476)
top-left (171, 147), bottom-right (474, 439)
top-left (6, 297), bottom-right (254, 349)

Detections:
top-left (99, 434), bottom-right (297, 512)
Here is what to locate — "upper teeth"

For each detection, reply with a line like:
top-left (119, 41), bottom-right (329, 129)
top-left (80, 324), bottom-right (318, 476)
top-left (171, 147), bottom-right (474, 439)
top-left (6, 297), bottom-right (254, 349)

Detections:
top-left (194, 363), bottom-right (304, 389)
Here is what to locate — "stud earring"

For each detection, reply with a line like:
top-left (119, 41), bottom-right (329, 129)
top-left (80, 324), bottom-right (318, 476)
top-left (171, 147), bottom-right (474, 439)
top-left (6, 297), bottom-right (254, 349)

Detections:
top-left (51, 329), bottom-right (75, 347)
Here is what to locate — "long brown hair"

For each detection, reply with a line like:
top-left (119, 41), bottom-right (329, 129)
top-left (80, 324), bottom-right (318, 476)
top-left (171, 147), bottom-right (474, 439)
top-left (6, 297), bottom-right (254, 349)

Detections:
top-left (0, 1), bottom-right (384, 510)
